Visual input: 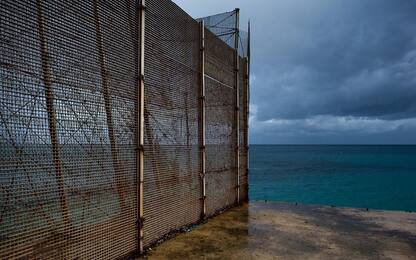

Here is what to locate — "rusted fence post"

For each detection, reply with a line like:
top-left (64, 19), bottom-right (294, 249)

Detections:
top-left (245, 21), bottom-right (251, 202)
top-left (234, 8), bottom-right (240, 204)
top-left (199, 20), bottom-right (207, 219)
top-left (137, 0), bottom-right (146, 254)
top-left (36, 0), bottom-right (71, 227)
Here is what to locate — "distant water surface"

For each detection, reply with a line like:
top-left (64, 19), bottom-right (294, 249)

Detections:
top-left (249, 145), bottom-right (416, 212)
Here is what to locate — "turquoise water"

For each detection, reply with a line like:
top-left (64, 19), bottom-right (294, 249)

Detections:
top-left (249, 145), bottom-right (416, 212)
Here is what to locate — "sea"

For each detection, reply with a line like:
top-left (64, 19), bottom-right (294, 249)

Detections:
top-left (249, 145), bottom-right (416, 212)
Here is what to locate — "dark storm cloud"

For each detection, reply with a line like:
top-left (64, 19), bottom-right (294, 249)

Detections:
top-left (174, 0), bottom-right (416, 143)
top-left (251, 0), bottom-right (416, 121)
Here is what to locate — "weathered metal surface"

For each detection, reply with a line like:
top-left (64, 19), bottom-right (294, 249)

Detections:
top-left (199, 20), bottom-right (207, 219)
top-left (234, 8), bottom-right (240, 205)
top-left (1, 0), bottom-right (138, 258)
top-left (0, 0), bottom-right (249, 258)
top-left (204, 26), bottom-right (237, 216)
top-left (137, 0), bottom-right (146, 254)
top-left (142, 0), bottom-right (201, 248)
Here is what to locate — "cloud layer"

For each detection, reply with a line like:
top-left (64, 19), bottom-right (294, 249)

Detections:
top-left (174, 0), bottom-right (416, 144)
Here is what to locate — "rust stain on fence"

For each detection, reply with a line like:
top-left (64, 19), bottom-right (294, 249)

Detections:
top-left (0, 0), bottom-right (249, 258)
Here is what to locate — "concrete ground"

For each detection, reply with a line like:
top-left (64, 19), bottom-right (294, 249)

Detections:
top-left (146, 202), bottom-right (416, 259)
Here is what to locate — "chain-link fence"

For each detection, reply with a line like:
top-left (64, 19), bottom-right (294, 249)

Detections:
top-left (0, 0), bottom-right (249, 258)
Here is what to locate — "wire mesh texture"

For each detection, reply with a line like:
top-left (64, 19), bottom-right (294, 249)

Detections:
top-left (0, 0), bottom-right (249, 258)
top-left (204, 27), bottom-right (236, 216)
top-left (143, 0), bottom-right (201, 247)
top-left (198, 10), bottom-right (249, 58)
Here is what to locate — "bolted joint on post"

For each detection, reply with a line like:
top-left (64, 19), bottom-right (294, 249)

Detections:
top-left (136, 217), bottom-right (145, 230)
top-left (135, 144), bottom-right (145, 152)
top-left (137, 0), bottom-right (146, 10)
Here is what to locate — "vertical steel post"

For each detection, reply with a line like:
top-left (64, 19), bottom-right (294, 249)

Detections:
top-left (36, 0), bottom-right (71, 227)
top-left (245, 20), bottom-right (250, 202)
top-left (234, 8), bottom-right (240, 204)
top-left (137, 0), bottom-right (146, 254)
top-left (199, 21), bottom-right (207, 219)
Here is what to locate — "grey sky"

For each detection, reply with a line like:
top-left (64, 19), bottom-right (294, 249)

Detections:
top-left (173, 0), bottom-right (416, 144)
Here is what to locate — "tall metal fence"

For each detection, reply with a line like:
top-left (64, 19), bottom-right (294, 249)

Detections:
top-left (0, 0), bottom-right (249, 258)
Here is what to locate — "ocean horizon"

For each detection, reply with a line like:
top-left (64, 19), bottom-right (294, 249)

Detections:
top-left (249, 144), bottom-right (416, 212)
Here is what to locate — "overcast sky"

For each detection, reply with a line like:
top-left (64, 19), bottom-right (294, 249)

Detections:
top-left (173, 0), bottom-right (416, 144)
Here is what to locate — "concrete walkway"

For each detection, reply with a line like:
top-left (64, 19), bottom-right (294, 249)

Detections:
top-left (146, 202), bottom-right (416, 259)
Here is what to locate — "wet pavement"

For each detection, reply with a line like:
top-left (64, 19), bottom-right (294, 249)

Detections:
top-left (145, 202), bottom-right (416, 259)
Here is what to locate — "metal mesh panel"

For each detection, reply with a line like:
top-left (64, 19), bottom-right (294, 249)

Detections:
top-left (198, 11), bottom-right (236, 48)
top-left (1, 0), bottom-right (249, 256)
top-left (204, 29), bottom-right (235, 88)
top-left (239, 57), bottom-right (248, 202)
top-left (198, 10), bottom-right (249, 57)
top-left (239, 30), bottom-right (249, 58)
top-left (0, 1), bottom-right (138, 258)
top-left (204, 28), bottom-right (237, 216)
top-left (142, 0), bottom-right (201, 247)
